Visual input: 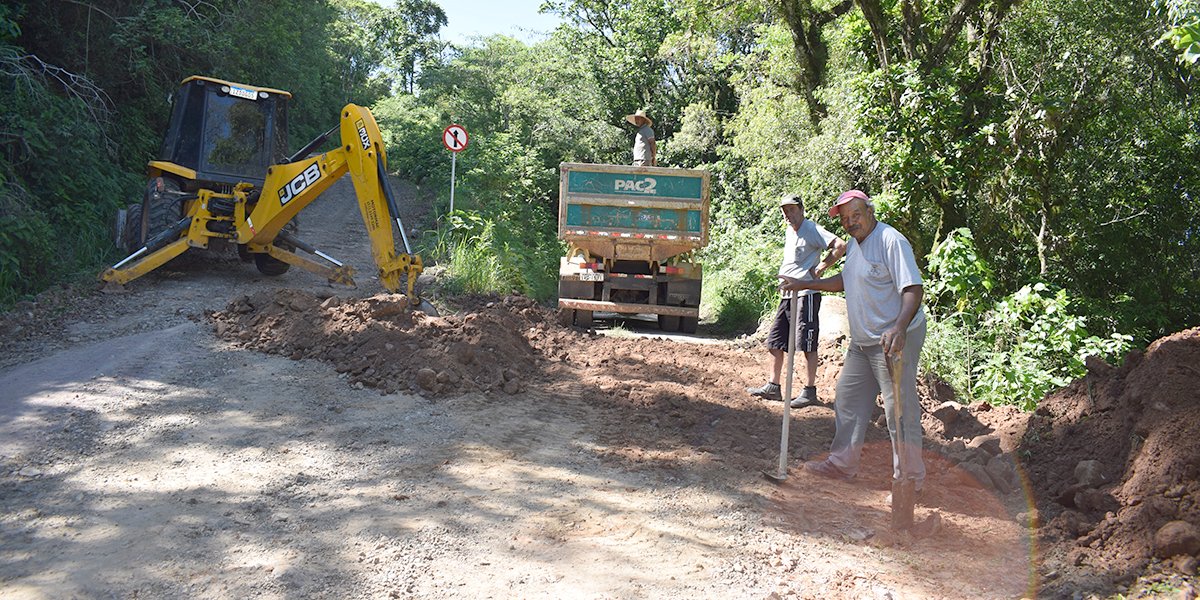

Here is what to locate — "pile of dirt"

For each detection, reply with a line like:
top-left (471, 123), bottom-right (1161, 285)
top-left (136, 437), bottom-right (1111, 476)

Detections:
top-left (1003, 327), bottom-right (1200, 591)
top-left (208, 289), bottom-right (848, 476)
top-left (210, 289), bottom-right (561, 396)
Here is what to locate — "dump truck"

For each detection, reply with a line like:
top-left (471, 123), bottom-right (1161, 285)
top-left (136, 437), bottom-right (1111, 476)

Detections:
top-left (556, 163), bottom-right (710, 333)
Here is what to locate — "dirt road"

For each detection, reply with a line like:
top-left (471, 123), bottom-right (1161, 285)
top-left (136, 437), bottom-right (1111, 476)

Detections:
top-left (0, 177), bottom-right (1037, 599)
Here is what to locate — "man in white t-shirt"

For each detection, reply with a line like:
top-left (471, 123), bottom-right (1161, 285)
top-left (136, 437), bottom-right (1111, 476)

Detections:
top-left (779, 190), bottom-right (927, 490)
top-left (747, 194), bottom-right (846, 408)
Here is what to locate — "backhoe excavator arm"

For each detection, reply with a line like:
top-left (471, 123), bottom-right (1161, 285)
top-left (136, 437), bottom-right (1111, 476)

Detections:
top-left (244, 104), bottom-right (422, 299)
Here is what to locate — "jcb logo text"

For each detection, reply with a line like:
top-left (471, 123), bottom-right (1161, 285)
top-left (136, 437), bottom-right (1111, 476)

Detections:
top-left (356, 119), bottom-right (370, 150)
top-left (279, 163), bottom-right (322, 205)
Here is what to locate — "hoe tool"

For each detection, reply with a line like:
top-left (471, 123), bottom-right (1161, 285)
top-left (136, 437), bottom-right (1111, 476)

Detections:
top-left (762, 293), bottom-right (799, 484)
top-left (888, 350), bottom-right (916, 530)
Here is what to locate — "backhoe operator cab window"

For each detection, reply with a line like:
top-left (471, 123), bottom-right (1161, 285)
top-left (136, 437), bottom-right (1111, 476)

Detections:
top-left (158, 78), bottom-right (289, 187)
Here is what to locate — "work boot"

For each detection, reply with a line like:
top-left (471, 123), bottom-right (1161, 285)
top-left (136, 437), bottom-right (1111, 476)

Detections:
top-left (789, 386), bottom-right (819, 408)
top-left (746, 381), bottom-right (782, 401)
top-left (803, 459), bottom-right (856, 481)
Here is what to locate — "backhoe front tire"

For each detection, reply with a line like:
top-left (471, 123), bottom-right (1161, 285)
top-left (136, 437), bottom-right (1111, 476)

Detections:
top-left (254, 251), bottom-right (291, 276)
top-left (142, 176), bottom-right (182, 242)
top-left (251, 219), bottom-right (299, 276)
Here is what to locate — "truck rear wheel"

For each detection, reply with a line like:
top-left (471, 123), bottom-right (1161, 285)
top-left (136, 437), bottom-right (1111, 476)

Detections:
top-left (557, 308), bottom-right (575, 327)
top-left (680, 316), bottom-right (698, 334)
top-left (574, 309), bottom-right (593, 329)
top-left (657, 314), bottom-right (680, 332)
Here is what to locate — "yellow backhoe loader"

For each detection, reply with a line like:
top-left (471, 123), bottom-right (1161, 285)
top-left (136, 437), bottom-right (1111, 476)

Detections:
top-left (102, 76), bottom-right (433, 312)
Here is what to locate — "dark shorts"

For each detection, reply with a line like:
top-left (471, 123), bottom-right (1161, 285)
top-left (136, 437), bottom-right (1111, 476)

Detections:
top-left (767, 293), bottom-right (822, 353)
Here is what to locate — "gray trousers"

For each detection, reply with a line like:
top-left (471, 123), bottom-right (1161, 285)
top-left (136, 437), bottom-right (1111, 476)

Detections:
top-left (827, 321), bottom-right (927, 483)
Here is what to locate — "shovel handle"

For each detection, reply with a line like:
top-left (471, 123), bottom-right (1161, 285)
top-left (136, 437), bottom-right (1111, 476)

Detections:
top-left (886, 350), bottom-right (907, 480)
top-left (774, 294), bottom-right (799, 478)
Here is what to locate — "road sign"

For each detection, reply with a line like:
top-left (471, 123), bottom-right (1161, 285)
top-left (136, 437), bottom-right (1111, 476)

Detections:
top-left (442, 124), bottom-right (469, 153)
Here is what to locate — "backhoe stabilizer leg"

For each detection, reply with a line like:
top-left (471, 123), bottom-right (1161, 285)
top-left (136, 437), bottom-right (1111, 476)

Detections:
top-left (260, 244), bottom-right (357, 286)
top-left (100, 237), bottom-right (192, 285)
top-left (276, 230), bottom-right (353, 270)
top-left (100, 215), bottom-right (195, 285)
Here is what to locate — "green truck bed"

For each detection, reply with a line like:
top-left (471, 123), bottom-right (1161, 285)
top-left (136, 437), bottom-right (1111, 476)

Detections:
top-left (558, 163), bottom-right (709, 263)
top-left (557, 163), bottom-right (710, 331)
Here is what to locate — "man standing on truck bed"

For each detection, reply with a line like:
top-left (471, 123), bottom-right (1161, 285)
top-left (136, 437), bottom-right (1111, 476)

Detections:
top-left (747, 194), bottom-right (847, 408)
top-left (626, 109), bottom-right (656, 167)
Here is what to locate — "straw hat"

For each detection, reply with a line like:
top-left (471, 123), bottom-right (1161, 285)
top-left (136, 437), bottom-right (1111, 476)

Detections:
top-left (624, 109), bottom-right (653, 126)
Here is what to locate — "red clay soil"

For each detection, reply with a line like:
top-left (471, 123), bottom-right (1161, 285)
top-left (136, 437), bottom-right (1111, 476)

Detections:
top-left (1000, 327), bottom-right (1200, 594)
top-left (209, 290), bottom-right (1200, 596)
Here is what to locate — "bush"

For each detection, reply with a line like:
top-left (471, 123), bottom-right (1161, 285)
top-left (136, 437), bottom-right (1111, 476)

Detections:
top-left (699, 216), bottom-right (782, 333)
top-left (422, 209), bottom-right (560, 301)
top-left (0, 47), bottom-right (138, 305)
top-left (924, 229), bottom-right (1132, 409)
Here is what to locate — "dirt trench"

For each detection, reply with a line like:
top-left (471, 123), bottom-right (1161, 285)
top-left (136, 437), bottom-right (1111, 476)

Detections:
top-left (0, 175), bottom-right (1196, 599)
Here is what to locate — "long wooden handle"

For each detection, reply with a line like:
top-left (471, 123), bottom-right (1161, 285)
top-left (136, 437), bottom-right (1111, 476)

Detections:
top-left (888, 351), bottom-right (905, 479)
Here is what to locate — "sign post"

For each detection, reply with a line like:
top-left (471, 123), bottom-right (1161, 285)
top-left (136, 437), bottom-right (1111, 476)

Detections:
top-left (441, 124), bottom-right (469, 213)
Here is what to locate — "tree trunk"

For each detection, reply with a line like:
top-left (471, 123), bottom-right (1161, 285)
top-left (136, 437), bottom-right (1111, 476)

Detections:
top-left (856, 0), bottom-right (893, 70)
top-left (775, 0), bottom-right (854, 125)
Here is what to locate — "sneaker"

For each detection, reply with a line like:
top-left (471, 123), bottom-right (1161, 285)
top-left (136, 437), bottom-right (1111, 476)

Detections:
top-left (789, 386), bottom-right (819, 408)
top-left (747, 381), bottom-right (782, 402)
top-left (804, 459), bottom-right (855, 481)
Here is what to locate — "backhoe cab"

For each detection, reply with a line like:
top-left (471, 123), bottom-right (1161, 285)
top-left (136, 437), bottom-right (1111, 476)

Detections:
top-left (104, 76), bottom-right (431, 311)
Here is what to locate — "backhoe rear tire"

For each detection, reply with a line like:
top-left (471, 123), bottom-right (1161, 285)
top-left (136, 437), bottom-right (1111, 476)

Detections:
top-left (142, 176), bottom-right (183, 243)
top-left (120, 176), bottom-right (184, 252)
top-left (254, 251), bottom-right (291, 276)
top-left (119, 203), bottom-right (145, 252)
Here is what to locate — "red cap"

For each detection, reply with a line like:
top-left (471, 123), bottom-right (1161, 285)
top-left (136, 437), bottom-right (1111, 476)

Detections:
top-left (829, 189), bottom-right (869, 217)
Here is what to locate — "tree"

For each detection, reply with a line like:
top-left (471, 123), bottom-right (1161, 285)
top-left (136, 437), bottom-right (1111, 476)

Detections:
top-left (379, 0), bottom-right (447, 94)
top-left (542, 0), bottom-right (681, 131)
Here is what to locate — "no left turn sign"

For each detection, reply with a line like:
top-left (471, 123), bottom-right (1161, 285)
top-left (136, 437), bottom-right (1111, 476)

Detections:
top-left (442, 124), bottom-right (469, 152)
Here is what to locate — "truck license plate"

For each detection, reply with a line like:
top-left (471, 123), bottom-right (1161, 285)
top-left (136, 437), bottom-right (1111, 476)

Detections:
top-left (579, 272), bottom-right (604, 282)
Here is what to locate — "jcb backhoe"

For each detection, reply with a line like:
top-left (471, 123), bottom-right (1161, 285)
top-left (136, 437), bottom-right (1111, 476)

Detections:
top-left (102, 76), bottom-right (432, 312)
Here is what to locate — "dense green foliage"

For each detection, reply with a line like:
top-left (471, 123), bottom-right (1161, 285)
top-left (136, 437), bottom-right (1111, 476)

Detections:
top-left (923, 229), bottom-right (1132, 408)
top-left (390, 0), bottom-right (1197, 408)
top-left (2, 0), bottom-right (1197, 408)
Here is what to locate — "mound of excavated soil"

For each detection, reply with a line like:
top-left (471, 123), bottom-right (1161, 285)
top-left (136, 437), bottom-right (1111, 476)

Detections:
top-left (210, 290), bottom-right (563, 397)
top-left (1003, 327), bottom-right (1200, 591)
